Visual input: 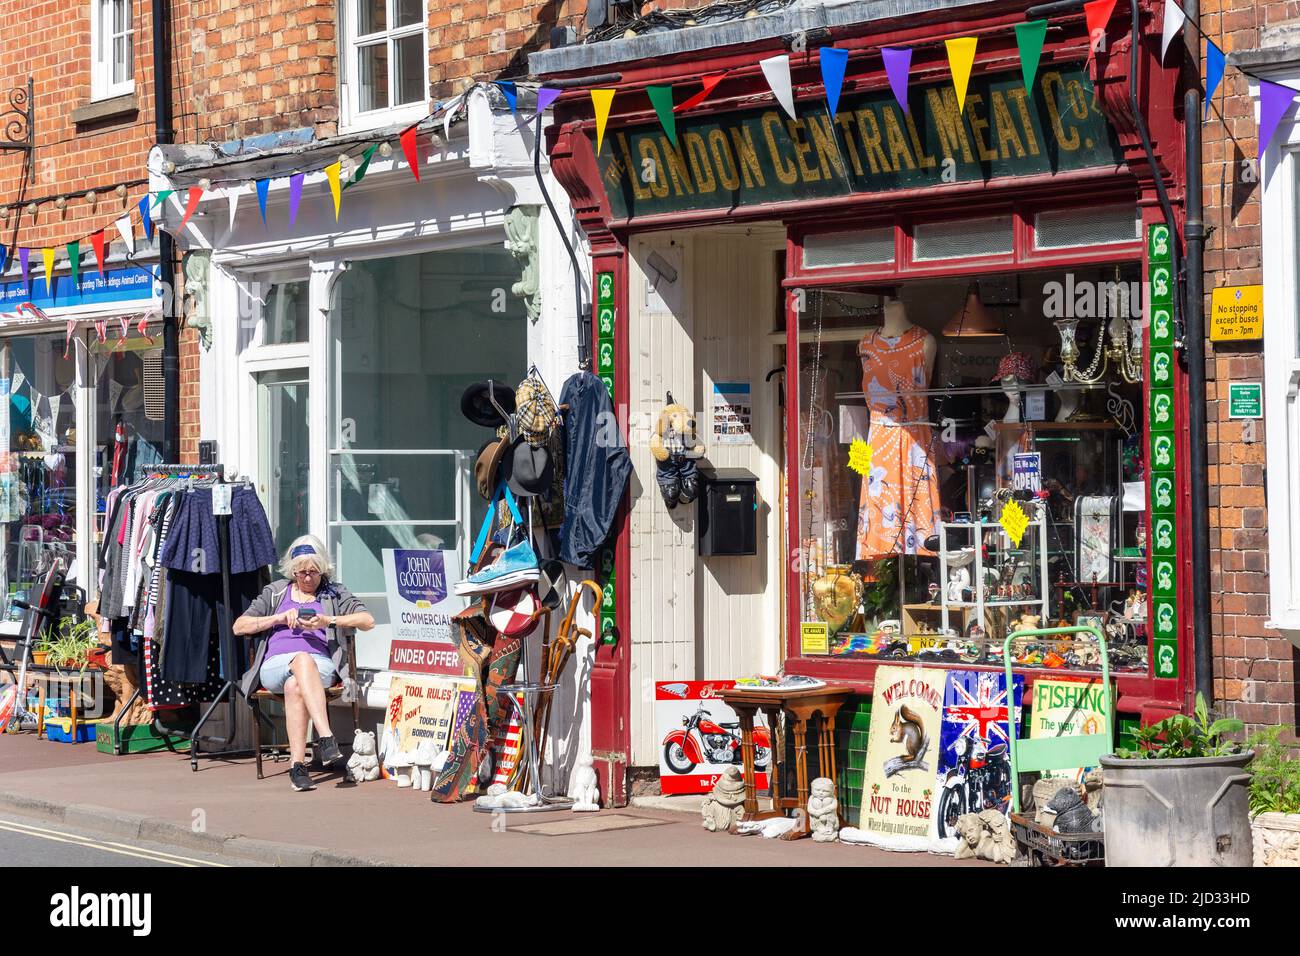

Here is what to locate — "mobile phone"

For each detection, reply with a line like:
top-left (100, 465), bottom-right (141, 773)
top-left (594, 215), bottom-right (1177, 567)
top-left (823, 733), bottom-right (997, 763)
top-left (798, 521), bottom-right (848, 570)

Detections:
top-left (297, 608), bottom-right (319, 623)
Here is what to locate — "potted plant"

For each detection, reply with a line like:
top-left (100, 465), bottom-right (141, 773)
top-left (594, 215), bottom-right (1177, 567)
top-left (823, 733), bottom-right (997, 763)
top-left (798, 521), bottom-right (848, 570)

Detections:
top-left (31, 635), bottom-right (53, 667)
top-left (1100, 693), bottom-right (1253, 867)
top-left (45, 618), bottom-right (100, 676)
top-left (1246, 726), bottom-right (1300, 867)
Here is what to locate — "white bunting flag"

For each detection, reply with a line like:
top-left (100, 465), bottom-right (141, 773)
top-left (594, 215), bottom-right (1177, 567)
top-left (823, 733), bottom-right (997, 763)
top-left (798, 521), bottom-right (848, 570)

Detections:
top-left (1161, 0), bottom-right (1187, 63)
top-left (114, 216), bottom-right (135, 256)
top-left (227, 188), bottom-right (240, 236)
top-left (760, 54), bottom-right (797, 119)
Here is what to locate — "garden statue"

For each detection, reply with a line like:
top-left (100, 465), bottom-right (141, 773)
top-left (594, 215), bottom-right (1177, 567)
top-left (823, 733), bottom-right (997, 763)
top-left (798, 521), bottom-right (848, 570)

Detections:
top-left (954, 809), bottom-right (1017, 864)
top-left (568, 753), bottom-right (601, 812)
top-left (345, 730), bottom-right (381, 783)
top-left (411, 740), bottom-right (439, 792)
top-left (807, 777), bottom-right (840, 842)
top-left (701, 766), bottom-right (746, 832)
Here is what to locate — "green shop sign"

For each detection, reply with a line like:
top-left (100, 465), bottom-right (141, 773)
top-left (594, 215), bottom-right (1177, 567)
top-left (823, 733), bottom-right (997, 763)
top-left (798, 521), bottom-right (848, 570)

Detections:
top-left (1147, 223), bottom-right (1179, 682)
top-left (597, 65), bottom-right (1122, 219)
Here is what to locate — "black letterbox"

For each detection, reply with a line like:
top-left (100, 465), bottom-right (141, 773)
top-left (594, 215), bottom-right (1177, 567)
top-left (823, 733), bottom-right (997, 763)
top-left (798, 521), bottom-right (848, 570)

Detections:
top-left (698, 467), bottom-right (758, 556)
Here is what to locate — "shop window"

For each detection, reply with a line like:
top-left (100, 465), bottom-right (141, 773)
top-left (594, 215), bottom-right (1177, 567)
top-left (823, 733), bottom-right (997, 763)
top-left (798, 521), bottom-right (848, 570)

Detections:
top-left (264, 280), bottom-right (309, 345)
top-left (912, 215), bottom-right (1013, 261)
top-left (1034, 204), bottom-right (1140, 250)
top-left (93, 336), bottom-right (167, 517)
top-left (795, 265), bottom-right (1149, 672)
top-left (329, 243), bottom-right (527, 625)
top-left (802, 227), bottom-right (895, 270)
top-left (342, 0), bottom-right (427, 131)
top-left (90, 0), bottom-right (134, 101)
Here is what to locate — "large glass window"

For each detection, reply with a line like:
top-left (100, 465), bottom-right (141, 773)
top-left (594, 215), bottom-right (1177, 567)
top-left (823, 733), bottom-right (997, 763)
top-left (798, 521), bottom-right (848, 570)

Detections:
top-left (329, 244), bottom-right (528, 623)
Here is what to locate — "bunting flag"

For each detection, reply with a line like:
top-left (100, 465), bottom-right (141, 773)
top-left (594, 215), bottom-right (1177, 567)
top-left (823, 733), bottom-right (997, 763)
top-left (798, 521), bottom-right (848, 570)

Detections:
top-left (1206, 40), bottom-right (1226, 119)
top-left (19, 248), bottom-right (29, 288)
top-left (0, 244), bottom-right (6, 275)
top-left (820, 47), bottom-right (849, 118)
top-left (325, 161), bottom-right (342, 220)
top-left (347, 143), bottom-right (378, 188)
top-left (496, 80), bottom-right (518, 114)
top-left (153, 189), bottom-right (173, 209)
top-left (590, 89), bottom-right (616, 155)
top-left (288, 172), bottom-right (305, 224)
top-left (675, 73), bottom-right (726, 113)
top-left (945, 38), bottom-right (978, 113)
top-left (536, 87), bottom-right (561, 114)
top-left (400, 126), bottom-right (420, 182)
top-left (138, 197), bottom-right (153, 240)
top-left (1015, 20), bottom-right (1048, 93)
top-left (256, 179), bottom-right (270, 224)
top-left (67, 241), bottom-right (80, 290)
top-left (1084, 0), bottom-right (1117, 60)
top-left (226, 189), bottom-right (239, 234)
top-left (114, 216), bottom-right (135, 256)
top-left (41, 248), bottom-right (55, 294)
top-left (647, 85), bottom-right (679, 147)
top-left (90, 230), bottom-right (106, 276)
top-left (178, 187), bottom-right (203, 231)
top-left (1258, 79), bottom-right (1299, 160)
top-left (1161, 0), bottom-right (1187, 62)
top-left (881, 47), bottom-right (912, 114)
top-left (759, 54), bottom-right (796, 119)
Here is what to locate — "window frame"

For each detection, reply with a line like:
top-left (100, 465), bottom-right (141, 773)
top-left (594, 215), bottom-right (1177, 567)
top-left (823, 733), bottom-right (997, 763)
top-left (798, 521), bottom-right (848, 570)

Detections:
top-left (90, 0), bottom-right (134, 102)
top-left (340, 0), bottom-right (429, 134)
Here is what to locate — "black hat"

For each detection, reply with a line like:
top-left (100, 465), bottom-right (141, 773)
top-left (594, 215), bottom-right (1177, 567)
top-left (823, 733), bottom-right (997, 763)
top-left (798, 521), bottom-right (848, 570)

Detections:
top-left (461, 380), bottom-right (517, 428)
top-left (503, 435), bottom-right (554, 497)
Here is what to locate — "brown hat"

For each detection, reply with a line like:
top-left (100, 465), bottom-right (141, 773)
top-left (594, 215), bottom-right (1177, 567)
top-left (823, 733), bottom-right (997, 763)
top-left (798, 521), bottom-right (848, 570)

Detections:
top-left (475, 437), bottom-right (510, 500)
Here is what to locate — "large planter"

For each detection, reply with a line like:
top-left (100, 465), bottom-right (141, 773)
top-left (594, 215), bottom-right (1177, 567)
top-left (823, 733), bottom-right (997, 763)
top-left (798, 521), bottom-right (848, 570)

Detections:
top-left (1252, 812), bottom-right (1300, 867)
top-left (1099, 752), bottom-right (1254, 867)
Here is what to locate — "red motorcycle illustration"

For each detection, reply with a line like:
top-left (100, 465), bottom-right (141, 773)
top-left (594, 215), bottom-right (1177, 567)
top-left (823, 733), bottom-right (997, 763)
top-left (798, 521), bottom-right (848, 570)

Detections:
top-left (663, 704), bottom-right (772, 774)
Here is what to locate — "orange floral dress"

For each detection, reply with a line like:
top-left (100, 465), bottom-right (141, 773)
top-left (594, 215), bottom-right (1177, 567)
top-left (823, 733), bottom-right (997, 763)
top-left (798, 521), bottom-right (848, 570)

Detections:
top-left (855, 326), bottom-right (940, 558)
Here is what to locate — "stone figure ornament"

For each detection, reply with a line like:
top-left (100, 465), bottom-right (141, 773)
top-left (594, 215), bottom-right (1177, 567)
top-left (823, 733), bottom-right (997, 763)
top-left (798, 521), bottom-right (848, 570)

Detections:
top-left (568, 753), bottom-right (601, 812)
top-left (182, 250), bottom-right (213, 348)
top-left (411, 740), bottom-right (439, 792)
top-left (953, 809), bottom-right (1017, 864)
top-left (807, 777), bottom-right (840, 842)
top-left (345, 730), bottom-right (381, 783)
top-left (701, 765), bottom-right (747, 832)
top-left (504, 205), bottom-right (541, 323)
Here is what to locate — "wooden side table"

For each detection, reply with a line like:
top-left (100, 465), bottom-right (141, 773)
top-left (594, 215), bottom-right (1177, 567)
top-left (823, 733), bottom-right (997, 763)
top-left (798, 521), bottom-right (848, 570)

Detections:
top-left (717, 685), bottom-right (851, 840)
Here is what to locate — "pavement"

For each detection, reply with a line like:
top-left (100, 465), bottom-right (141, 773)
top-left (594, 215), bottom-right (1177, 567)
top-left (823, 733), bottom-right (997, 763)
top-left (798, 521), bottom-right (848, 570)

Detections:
top-left (0, 809), bottom-right (238, 867)
top-left (0, 734), bottom-right (986, 867)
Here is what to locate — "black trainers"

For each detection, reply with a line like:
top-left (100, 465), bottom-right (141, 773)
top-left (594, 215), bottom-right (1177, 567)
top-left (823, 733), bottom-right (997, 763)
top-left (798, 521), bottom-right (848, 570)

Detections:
top-left (315, 735), bottom-right (344, 768)
top-left (289, 762), bottom-right (316, 792)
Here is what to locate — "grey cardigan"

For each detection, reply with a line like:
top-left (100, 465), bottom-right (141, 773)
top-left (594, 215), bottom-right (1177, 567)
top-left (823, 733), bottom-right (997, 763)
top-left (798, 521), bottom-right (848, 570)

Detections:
top-left (238, 578), bottom-right (368, 698)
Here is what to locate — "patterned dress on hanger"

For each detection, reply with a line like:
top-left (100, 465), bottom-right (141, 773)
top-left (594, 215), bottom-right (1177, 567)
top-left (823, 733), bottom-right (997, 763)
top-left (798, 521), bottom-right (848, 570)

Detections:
top-left (855, 325), bottom-right (940, 558)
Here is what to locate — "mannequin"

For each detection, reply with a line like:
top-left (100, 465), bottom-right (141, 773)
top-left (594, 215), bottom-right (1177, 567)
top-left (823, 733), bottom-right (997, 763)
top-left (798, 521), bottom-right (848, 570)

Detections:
top-left (855, 295), bottom-right (941, 558)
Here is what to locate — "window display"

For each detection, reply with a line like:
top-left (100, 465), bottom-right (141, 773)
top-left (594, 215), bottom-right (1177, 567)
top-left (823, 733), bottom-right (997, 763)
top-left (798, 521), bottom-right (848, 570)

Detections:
top-left (798, 265), bottom-right (1148, 672)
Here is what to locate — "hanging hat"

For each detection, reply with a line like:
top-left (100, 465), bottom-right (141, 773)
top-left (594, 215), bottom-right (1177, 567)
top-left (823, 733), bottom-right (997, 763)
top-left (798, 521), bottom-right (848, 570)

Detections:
top-left (475, 436), bottom-right (510, 500)
top-left (515, 373), bottom-right (559, 447)
top-left (461, 380), bottom-right (517, 428)
top-left (503, 435), bottom-right (554, 497)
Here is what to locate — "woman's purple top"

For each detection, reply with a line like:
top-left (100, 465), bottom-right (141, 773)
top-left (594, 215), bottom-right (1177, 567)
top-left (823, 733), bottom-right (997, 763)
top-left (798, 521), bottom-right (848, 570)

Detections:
top-left (264, 587), bottom-right (329, 659)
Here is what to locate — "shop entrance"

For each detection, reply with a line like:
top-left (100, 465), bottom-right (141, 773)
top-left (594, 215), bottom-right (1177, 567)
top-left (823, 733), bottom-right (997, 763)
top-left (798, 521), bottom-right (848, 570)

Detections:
top-left (255, 368), bottom-right (310, 558)
top-left (625, 224), bottom-right (786, 766)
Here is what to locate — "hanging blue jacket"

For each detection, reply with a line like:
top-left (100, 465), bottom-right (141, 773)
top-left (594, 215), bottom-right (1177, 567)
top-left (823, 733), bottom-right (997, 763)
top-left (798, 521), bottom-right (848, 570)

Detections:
top-left (558, 372), bottom-right (631, 570)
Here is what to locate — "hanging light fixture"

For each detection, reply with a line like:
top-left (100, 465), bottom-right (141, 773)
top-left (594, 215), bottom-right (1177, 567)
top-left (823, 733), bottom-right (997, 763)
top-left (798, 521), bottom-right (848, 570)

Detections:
top-left (942, 281), bottom-right (1003, 337)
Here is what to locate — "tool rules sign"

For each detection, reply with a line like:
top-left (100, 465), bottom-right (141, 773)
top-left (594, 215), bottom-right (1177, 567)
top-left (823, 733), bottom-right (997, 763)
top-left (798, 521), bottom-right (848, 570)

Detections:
top-left (383, 549), bottom-right (466, 676)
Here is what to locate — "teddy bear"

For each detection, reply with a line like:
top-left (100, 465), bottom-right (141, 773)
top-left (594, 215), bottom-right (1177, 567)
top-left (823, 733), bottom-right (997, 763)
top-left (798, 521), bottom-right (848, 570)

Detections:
top-left (345, 730), bottom-right (381, 783)
top-left (649, 392), bottom-right (704, 509)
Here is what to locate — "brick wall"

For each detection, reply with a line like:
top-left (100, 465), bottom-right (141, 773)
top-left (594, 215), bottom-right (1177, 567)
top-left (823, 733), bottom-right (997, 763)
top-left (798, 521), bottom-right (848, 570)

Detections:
top-left (1197, 0), bottom-right (1298, 732)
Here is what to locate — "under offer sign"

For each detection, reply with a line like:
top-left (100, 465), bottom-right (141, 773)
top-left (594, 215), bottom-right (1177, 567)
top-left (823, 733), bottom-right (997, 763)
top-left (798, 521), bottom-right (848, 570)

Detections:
top-left (388, 640), bottom-right (465, 677)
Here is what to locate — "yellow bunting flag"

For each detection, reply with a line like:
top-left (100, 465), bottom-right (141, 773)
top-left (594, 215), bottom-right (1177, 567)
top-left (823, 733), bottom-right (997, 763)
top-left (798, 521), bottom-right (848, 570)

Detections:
top-left (590, 89), bottom-right (615, 156)
top-left (325, 161), bottom-right (342, 220)
top-left (999, 499), bottom-right (1030, 548)
top-left (41, 247), bottom-right (55, 293)
top-left (945, 37), bottom-right (979, 114)
top-left (847, 438), bottom-right (874, 477)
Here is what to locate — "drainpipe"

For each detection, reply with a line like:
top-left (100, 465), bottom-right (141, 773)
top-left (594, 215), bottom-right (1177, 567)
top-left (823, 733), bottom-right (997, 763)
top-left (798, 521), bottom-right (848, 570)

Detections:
top-left (1182, 9), bottom-right (1213, 706)
top-left (153, 0), bottom-right (179, 462)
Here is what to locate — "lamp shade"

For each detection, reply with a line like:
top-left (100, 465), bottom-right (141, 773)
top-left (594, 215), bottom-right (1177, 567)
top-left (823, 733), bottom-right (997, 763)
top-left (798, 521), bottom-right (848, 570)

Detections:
top-left (943, 283), bottom-right (1003, 337)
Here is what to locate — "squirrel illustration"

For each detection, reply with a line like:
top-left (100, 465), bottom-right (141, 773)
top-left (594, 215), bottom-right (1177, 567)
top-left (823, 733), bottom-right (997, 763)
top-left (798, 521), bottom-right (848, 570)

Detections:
top-left (889, 705), bottom-right (926, 763)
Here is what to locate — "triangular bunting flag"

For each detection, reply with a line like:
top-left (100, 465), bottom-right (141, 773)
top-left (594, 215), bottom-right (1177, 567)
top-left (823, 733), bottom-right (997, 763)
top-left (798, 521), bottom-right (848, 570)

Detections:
top-left (759, 54), bottom-right (796, 119)
top-left (41, 248), bottom-right (55, 294)
top-left (67, 241), bottom-right (80, 290)
top-left (1258, 79), bottom-right (1299, 160)
top-left (1161, 0), bottom-right (1187, 63)
top-left (496, 81), bottom-right (518, 114)
top-left (178, 186), bottom-right (203, 231)
top-left (0, 244), bottom-right (6, 276)
top-left (19, 248), bottom-right (30, 288)
top-left (138, 198), bottom-right (153, 240)
top-left (536, 87), bottom-right (561, 114)
top-left (1084, 0), bottom-right (1117, 60)
top-left (675, 73), bottom-right (725, 113)
top-left (256, 179), bottom-right (270, 224)
top-left (90, 230), bottom-right (107, 276)
top-left (1015, 20), bottom-right (1048, 93)
top-left (288, 172), bottom-right (305, 225)
top-left (346, 143), bottom-right (378, 189)
top-left (153, 189), bottom-right (173, 209)
top-left (325, 161), bottom-right (342, 220)
top-left (226, 189), bottom-right (239, 234)
top-left (114, 216), bottom-right (135, 256)
top-left (590, 89), bottom-right (615, 155)
top-left (647, 86), bottom-right (679, 147)
top-left (820, 47), bottom-right (849, 118)
top-left (400, 127), bottom-right (420, 182)
top-left (945, 38), bottom-right (978, 113)
top-left (1206, 40), bottom-right (1226, 119)
top-left (881, 47), bottom-right (913, 114)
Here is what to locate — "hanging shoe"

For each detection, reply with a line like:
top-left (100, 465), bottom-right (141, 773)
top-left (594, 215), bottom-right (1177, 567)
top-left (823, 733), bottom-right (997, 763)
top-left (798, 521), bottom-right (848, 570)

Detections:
top-left (677, 457), bottom-right (700, 505)
top-left (454, 539), bottom-right (541, 596)
top-left (656, 457), bottom-right (682, 509)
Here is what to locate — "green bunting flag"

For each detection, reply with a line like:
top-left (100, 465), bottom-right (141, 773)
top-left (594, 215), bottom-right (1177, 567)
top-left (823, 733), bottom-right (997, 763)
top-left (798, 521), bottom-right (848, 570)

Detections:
top-left (1015, 20), bottom-right (1048, 93)
top-left (646, 86), bottom-right (678, 147)
top-left (345, 143), bottom-right (379, 190)
top-left (67, 240), bottom-right (80, 290)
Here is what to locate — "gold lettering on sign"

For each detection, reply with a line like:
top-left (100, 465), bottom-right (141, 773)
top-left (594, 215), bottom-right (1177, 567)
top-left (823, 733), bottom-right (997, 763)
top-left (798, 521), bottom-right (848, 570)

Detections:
top-left (787, 119), bottom-right (822, 182)
top-left (855, 108), bottom-right (892, 174)
top-left (1004, 87), bottom-right (1041, 156)
top-left (729, 126), bottom-right (766, 188)
top-left (683, 132), bottom-right (717, 193)
top-left (926, 88), bottom-right (975, 163)
top-left (966, 94), bottom-right (998, 162)
top-left (990, 90), bottom-right (1027, 159)
top-left (807, 114), bottom-right (846, 179)
top-left (618, 133), bottom-right (653, 201)
top-left (1042, 71), bottom-right (1080, 151)
top-left (881, 107), bottom-right (917, 171)
top-left (763, 112), bottom-right (799, 185)
top-left (835, 114), bottom-right (866, 176)
top-left (904, 111), bottom-right (937, 169)
top-left (638, 138), bottom-right (670, 199)
top-left (660, 137), bottom-right (695, 196)
top-left (709, 129), bottom-right (741, 191)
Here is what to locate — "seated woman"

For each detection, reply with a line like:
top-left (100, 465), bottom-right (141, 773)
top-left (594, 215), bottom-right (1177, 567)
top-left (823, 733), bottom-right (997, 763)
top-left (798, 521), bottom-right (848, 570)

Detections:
top-left (235, 535), bottom-right (374, 791)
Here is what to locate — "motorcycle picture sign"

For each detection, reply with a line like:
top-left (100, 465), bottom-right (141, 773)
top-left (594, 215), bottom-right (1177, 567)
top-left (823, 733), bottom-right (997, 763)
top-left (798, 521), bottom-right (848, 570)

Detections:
top-left (655, 681), bottom-right (770, 795)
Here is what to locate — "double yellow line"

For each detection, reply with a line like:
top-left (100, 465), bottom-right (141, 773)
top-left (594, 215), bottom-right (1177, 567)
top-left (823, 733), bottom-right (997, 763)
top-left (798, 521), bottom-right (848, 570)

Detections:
top-left (0, 816), bottom-right (228, 867)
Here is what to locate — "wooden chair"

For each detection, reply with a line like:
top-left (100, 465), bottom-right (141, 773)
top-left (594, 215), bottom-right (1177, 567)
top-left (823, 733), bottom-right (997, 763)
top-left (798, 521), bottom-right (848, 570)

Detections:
top-left (247, 631), bottom-right (360, 779)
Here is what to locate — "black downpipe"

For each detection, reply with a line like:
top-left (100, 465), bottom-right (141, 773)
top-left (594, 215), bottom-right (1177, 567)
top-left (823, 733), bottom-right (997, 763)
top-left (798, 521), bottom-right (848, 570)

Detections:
top-left (153, 0), bottom-right (179, 461)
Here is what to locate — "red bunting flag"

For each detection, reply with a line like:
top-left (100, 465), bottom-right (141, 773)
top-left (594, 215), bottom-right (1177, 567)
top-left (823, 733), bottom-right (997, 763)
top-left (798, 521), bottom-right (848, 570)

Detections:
top-left (675, 73), bottom-right (727, 113)
top-left (401, 127), bottom-right (420, 182)
top-left (178, 187), bottom-right (203, 231)
top-left (1084, 0), bottom-right (1117, 62)
top-left (90, 230), bottom-right (107, 276)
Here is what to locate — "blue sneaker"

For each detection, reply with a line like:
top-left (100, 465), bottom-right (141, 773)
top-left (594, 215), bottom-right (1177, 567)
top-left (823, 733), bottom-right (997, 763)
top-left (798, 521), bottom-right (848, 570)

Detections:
top-left (454, 539), bottom-right (540, 595)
